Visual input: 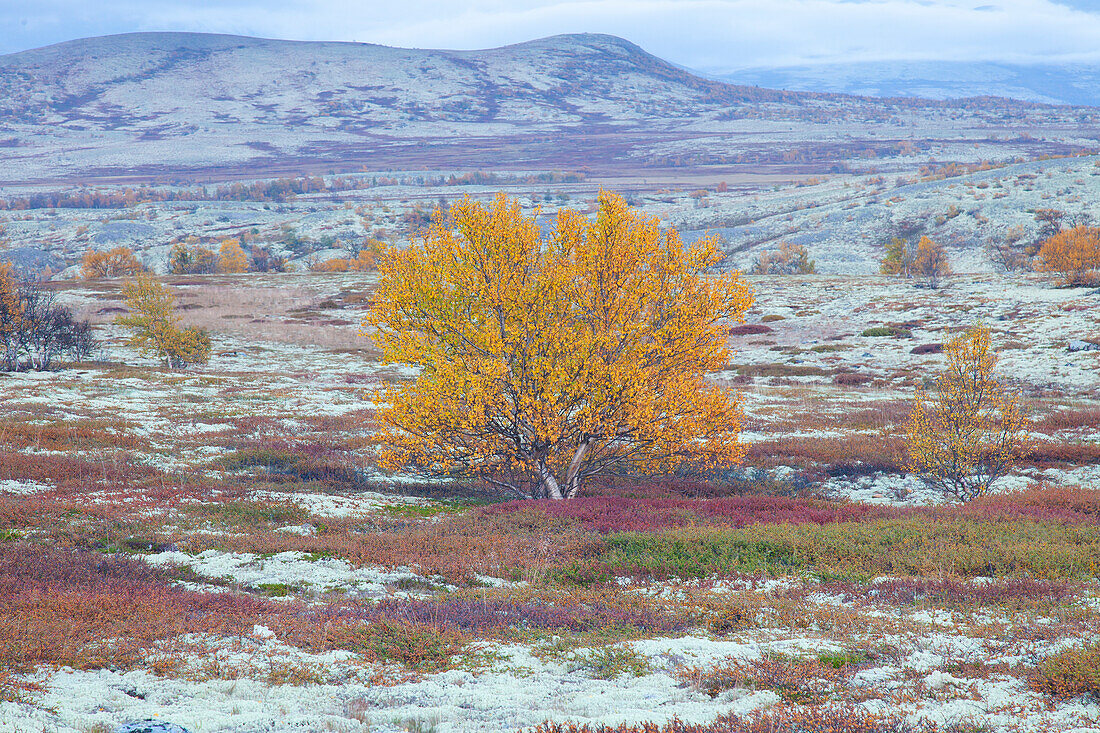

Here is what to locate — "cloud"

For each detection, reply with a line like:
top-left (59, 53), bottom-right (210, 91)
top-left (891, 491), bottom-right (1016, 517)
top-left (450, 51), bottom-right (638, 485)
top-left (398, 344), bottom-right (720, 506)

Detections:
top-left (4, 0), bottom-right (1100, 70)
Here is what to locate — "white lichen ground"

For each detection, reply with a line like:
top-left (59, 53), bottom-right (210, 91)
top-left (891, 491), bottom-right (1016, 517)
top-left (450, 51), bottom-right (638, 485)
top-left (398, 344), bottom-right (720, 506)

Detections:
top-left (3, 591), bottom-right (1100, 733)
top-left (1, 272), bottom-right (1097, 732)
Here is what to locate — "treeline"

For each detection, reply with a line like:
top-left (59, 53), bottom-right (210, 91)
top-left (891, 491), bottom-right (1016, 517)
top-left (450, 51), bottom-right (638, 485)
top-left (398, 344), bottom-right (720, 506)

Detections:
top-left (0, 170), bottom-right (587, 211)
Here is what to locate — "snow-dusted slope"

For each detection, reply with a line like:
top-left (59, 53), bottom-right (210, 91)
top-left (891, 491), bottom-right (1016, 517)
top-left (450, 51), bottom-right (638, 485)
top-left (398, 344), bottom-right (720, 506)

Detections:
top-left (2, 32), bottom-right (774, 130)
top-left (0, 32), bottom-right (807, 182)
top-left (2, 32), bottom-right (1094, 184)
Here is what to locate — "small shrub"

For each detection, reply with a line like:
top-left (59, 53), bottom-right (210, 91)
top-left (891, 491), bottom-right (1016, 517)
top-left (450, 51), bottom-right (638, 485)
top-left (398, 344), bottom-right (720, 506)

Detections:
top-left (322, 620), bottom-right (468, 673)
top-left (907, 324), bottom-right (1031, 501)
top-left (751, 243), bottom-right (816, 275)
top-left (569, 645), bottom-right (650, 679)
top-left (707, 604), bottom-right (755, 635)
top-left (678, 655), bottom-right (863, 703)
top-left (81, 247), bottom-right (145, 279)
top-left (1030, 640), bottom-right (1100, 699)
top-left (310, 245), bottom-right (381, 273)
top-left (912, 236), bottom-right (951, 288)
top-left (1037, 225), bottom-right (1100, 286)
top-left (117, 274), bottom-right (211, 368)
top-left (861, 326), bottom-right (910, 338)
top-left (728, 323), bottom-right (773, 336)
top-left (818, 649), bottom-right (870, 668)
top-left (216, 239), bottom-right (250, 274)
top-left (910, 343), bottom-right (943, 355)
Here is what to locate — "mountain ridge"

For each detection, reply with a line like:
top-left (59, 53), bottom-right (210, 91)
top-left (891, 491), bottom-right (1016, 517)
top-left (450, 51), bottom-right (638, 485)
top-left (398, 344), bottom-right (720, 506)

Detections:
top-left (0, 32), bottom-right (1095, 185)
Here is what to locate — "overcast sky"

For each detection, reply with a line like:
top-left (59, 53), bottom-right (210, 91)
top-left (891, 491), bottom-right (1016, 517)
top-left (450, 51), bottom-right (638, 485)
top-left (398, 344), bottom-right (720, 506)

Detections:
top-left (4, 0), bottom-right (1100, 70)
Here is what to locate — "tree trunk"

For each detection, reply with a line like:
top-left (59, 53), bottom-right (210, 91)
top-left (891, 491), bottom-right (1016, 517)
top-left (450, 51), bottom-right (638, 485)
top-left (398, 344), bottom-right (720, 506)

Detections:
top-left (538, 462), bottom-right (565, 500)
top-left (564, 438), bottom-right (592, 499)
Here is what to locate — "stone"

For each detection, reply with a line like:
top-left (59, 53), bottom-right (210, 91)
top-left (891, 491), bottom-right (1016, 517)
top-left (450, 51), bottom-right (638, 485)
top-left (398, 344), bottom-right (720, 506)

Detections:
top-left (113, 722), bottom-right (192, 733)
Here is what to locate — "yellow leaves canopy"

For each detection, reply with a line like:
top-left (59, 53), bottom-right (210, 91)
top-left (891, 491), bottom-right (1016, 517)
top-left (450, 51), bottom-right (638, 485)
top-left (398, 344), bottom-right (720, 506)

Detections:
top-left (80, 247), bottom-right (145, 279)
top-left (117, 273), bottom-right (211, 369)
top-left (1037, 225), bottom-right (1100, 286)
top-left (216, 239), bottom-right (250, 274)
top-left (0, 262), bottom-right (23, 364)
top-left (365, 191), bottom-right (754, 499)
top-left (907, 324), bottom-right (1030, 501)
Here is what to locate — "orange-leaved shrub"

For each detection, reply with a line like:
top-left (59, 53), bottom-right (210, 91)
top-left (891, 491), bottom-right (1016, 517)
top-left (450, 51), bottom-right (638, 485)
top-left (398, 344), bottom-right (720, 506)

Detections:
top-left (216, 238), bottom-right (250, 274)
top-left (1030, 641), bottom-right (1100, 699)
top-left (311, 241), bottom-right (384, 273)
top-left (80, 247), bottom-right (145, 279)
top-left (1037, 225), bottom-right (1100, 286)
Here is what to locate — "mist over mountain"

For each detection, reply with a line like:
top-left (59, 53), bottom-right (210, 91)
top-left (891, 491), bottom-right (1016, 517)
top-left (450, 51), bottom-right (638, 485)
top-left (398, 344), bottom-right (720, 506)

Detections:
top-left (710, 60), bottom-right (1100, 107)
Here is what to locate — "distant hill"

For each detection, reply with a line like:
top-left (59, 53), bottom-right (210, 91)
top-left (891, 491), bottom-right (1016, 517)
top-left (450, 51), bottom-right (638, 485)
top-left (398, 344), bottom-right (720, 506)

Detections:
top-left (709, 60), bottom-right (1100, 107)
top-left (0, 32), bottom-right (803, 182)
top-left (0, 32), bottom-right (1097, 184)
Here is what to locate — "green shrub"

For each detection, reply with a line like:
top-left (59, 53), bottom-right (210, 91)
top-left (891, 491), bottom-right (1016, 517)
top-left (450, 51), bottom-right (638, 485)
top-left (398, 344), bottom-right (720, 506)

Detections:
top-left (569, 645), bottom-right (651, 679)
top-left (594, 531), bottom-right (802, 579)
top-left (861, 326), bottom-right (911, 338)
top-left (185, 501), bottom-right (310, 528)
top-left (332, 620), bottom-right (469, 673)
top-left (579, 519), bottom-right (1100, 582)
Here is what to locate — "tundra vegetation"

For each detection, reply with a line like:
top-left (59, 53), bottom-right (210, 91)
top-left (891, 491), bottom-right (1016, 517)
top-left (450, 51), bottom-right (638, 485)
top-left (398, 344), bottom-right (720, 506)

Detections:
top-left (0, 192), bottom-right (1098, 733)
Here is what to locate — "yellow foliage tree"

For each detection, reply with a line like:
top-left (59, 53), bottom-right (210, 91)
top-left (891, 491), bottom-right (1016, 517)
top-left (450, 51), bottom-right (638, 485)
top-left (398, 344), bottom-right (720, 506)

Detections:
top-left (1037, 225), bottom-right (1100, 286)
top-left (0, 261), bottom-right (23, 369)
top-left (907, 324), bottom-right (1030, 501)
top-left (912, 236), bottom-right (951, 289)
top-left (168, 243), bottom-right (218, 274)
top-left (880, 237), bottom-right (915, 278)
top-left (80, 247), bottom-right (145, 279)
top-left (365, 191), bottom-right (755, 499)
top-left (216, 239), bottom-right (250, 274)
top-left (117, 274), bottom-right (211, 368)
